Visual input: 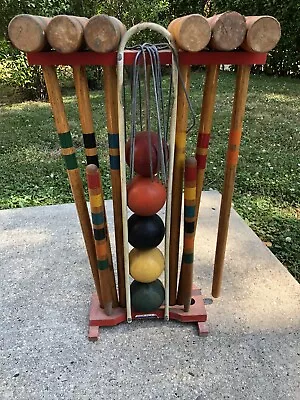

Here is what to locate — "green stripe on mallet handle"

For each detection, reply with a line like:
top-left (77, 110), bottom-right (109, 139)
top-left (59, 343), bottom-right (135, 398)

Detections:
top-left (177, 157), bottom-right (197, 311)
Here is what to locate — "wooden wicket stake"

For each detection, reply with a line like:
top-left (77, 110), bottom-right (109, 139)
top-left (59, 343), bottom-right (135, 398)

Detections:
top-left (73, 65), bottom-right (118, 308)
top-left (168, 63), bottom-right (191, 305)
top-left (177, 157), bottom-right (197, 311)
top-left (86, 164), bottom-right (115, 315)
top-left (102, 65), bottom-right (126, 308)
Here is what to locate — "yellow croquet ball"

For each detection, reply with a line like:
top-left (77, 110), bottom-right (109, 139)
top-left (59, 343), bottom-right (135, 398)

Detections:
top-left (129, 247), bottom-right (164, 283)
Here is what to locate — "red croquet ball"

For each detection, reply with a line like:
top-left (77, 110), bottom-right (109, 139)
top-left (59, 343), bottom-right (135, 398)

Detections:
top-left (127, 175), bottom-right (166, 216)
top-left (125, 131), bottom-right (168, 177)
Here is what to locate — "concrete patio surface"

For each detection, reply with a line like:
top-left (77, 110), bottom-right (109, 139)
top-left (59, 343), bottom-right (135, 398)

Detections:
top-left (0, 191), bottom-right (299, 400)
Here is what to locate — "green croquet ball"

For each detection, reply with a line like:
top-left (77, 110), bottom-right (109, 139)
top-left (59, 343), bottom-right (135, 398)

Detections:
top-left (130, 279), bottom-right (165, 313)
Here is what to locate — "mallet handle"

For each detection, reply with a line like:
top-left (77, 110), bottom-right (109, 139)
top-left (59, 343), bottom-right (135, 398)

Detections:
top-left (103, 65), bottom-right (126, 308)
top-left (169, 64), bottom-right (191, 306)
top-left (42, 65), bottom-right (103, 306)
top-left (212, 65), bottom-right (251, 298)
top-left (195, 65), bottom-right (219, 222)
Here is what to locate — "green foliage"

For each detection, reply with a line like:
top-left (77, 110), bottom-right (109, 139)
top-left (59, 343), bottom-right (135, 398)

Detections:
top-left (210, 0), bottom-right (300, 77)
top-left (0, 51), bottom-right (46, 100)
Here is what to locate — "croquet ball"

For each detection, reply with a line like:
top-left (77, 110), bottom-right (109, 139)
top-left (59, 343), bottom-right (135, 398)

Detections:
top-left (127, 176), bottom-right (166, 216)
top-left (130, 279), bottom-right (165, 313)
top-left (125, 131), bottom-right (168, 177)
top-left (128, 214), bottom-right (165, 249)
top-left (129, 247), bottom-right (164, 282)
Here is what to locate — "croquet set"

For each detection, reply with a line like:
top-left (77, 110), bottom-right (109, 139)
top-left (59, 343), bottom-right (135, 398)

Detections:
top-left (8, 13), bottom-right (281, 340)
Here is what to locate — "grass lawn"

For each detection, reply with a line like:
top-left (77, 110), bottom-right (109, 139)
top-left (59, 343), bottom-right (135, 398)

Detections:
top-left (0, 71), bottom-right (299, 281)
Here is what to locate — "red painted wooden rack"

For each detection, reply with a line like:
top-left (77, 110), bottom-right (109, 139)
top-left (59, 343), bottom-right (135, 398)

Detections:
top-left (27, 50), bottom-right (267, 66)
top-left (28, 50), bottom-right (267, 340)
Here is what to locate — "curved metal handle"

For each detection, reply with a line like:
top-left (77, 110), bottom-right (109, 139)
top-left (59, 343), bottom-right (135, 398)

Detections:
top-left (117, 22), bottom-right (178, 322)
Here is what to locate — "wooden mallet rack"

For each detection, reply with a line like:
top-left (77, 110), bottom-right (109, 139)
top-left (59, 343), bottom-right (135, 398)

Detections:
top-left (9, 13), bottom-right (280, 340)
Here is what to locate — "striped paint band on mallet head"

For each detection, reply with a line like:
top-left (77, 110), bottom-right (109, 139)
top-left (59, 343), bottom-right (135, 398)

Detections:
top-left (8, 14), bottom-right (51, 52)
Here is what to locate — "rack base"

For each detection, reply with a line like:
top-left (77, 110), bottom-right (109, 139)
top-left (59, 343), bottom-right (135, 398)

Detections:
top-left (88, 286), bottom-right (208, 341)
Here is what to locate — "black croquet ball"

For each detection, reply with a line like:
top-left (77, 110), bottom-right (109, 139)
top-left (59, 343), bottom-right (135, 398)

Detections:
top-left (128, 214), bottom-right (165, 249)
top-left (130, 280), bottom-right (165, 313)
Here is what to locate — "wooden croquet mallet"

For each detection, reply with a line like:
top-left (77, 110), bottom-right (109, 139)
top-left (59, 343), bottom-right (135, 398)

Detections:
top-left (167, 15), bottom-right (211, 305)
top-left (42, 65), bottom-right (104, 306)
top-left (177, 157), bottom-right (197, 311)
top-left (211, 16), bottom-right (281, 298)
top-left (85, 14), bottom-right (127, 308)
top-left (44, 14), bottom-right (119, 306)
top-left (84, 14), bottom-right (126, 53)
top-left (8, 15), bottom-right (104, 306)
top-left (195, 12), bottom-right (246, 222)
top-left (8, 14), bottom-right (51, 52)
top-left (46, 15), bottom-right (88, 53)
top-left (86, 164), bottom-right (116, 316)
